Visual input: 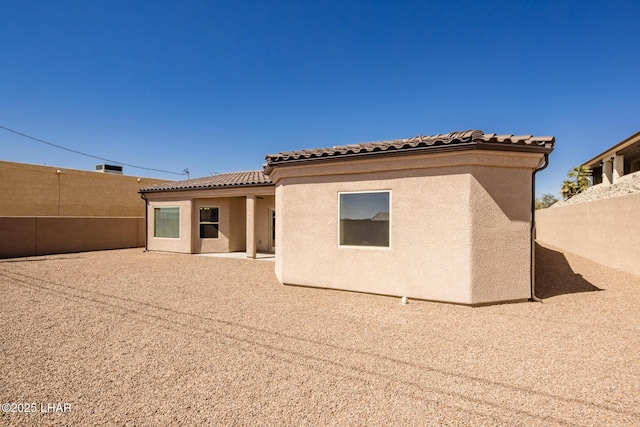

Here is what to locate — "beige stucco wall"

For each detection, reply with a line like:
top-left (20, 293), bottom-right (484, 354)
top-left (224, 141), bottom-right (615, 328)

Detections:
top-left (469, 166), bottom-right (533, 303)
top-left (270, 150), bottom-right (542, 305)
top-left (193, 198), bottom-right (233, 253)
top-left (0, 217), bottom-right (144, 258)
top-left (229, 197), bottom-right (247, 252)
top-left (536, 193), bottom-right (640, 277)
top-left (143, 187), bottom-right (275, 254)
top-left (256, 196), bottom-right (275, 252)
top-left (146, 199), bottom-right (194, 253)
top-left (0, 160), bottom-right (167, 216)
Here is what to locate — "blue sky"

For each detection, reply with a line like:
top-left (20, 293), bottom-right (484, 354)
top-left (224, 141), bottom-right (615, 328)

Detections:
top-left (1, 0), bottom-right (639, 196)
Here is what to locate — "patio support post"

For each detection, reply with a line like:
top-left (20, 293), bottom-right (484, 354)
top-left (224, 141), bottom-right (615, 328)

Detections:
top-left (603, 158), bottom-right (613, 185)
top-left (613, 154), bottom-right (624, 183)
top-left (246, 195), bottom-right (256, 259)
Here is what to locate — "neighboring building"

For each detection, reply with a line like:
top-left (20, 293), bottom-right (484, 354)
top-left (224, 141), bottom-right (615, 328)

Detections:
top-left (0, 160), bottom-right (164, 217)
top-left (139, 171), bottom-right (275, 257)
top-left (584, 130), bottom-right (640, 185)
top-left (264, 130), bottom-right (554, 306)
top-left (0, 160), bottom-right (169, 258)
top-left (140, 130), bottom-right (554, 306)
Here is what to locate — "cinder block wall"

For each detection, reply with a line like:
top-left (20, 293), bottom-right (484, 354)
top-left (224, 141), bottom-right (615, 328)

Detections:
top-left (0, 160), bottom-right (167, 216)
top-left (536, 193), bottom-right (640, 277)
top-left (0, 160), bottom-right (168, 258)
top-left (0, 217), bottom-right (146, 258)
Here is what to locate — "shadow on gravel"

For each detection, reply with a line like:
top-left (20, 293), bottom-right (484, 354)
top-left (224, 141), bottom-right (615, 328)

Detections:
top-left (535, 243), bottom-right (601, 299)
top-left (0, 256), bottom-right (83, 263)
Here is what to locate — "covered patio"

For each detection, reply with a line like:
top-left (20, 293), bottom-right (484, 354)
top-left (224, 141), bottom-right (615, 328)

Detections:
top-left (139, 171), bottom-right (275, 258)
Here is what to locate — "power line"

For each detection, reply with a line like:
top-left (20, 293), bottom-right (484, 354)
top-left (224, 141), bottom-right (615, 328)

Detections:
top-left (0, 124), bottom-right (186, 176)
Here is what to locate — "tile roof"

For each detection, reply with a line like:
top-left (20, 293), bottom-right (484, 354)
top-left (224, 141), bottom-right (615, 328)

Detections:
top-left (264, 130), bottom-right (555, 172)
top-left (139, 170), bottom-right (272, 193)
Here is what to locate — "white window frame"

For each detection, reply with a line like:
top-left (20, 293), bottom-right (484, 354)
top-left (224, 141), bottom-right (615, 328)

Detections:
top-left (338, 190), bottom-right (392, 250)
top-left (153, 206), bottom-right (181, 239)
top-left (199, 206), bottom-right (220, 239)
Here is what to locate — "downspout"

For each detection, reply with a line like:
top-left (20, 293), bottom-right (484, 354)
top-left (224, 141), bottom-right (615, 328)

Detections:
top-left (140, 192), bottom-right (148, 252)
top-left (530, 153), bottom-right (549, 302)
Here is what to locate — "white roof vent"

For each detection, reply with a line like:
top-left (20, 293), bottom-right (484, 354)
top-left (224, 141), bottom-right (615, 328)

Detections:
top-left (96, 164), bottom-right (123, 174)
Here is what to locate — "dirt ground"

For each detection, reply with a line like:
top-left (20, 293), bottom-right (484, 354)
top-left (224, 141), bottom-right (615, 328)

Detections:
top-left (1, 243), bottom-right (639, 426)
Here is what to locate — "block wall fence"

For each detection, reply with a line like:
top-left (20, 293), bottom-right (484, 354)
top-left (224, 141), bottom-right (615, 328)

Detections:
top-left (0, 160), bottom-right (168, 258)
top-left (536, 193), bottom-right (640, 277)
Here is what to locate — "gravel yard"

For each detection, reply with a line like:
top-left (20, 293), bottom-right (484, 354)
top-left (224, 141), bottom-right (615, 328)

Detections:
top-left (1, 244), bottom-right (639, 426)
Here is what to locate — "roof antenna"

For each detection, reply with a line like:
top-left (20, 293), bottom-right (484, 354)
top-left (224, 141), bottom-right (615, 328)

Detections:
top-left (182, 168), bottom-right (190, 179)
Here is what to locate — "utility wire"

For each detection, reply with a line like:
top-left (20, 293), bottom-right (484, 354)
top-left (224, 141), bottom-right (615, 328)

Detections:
top-left (0, 124), bottom-right (186, 176)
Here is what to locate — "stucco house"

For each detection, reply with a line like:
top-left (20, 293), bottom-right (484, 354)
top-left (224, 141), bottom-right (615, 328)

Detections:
top-left (139, 171), bottom-right (275, 258)
top-left (584, 130), bottom-right (640, 186)
top-left (141, 130), bottom-right (554, 306)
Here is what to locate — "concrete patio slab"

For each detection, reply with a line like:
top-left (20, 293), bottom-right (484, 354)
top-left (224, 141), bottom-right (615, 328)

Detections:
top-left (195, 251), bottom-right (275, 261)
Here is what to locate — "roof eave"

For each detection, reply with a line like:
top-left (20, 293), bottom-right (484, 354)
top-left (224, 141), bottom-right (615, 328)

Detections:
top-left (139, 182), bottom-right (274, 194)
top-left (582, 130), bottom-right (640, 167)
top-left (264, 141), bottom-right (553, 174)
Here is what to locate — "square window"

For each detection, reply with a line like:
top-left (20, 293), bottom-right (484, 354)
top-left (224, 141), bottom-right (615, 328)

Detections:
top-left (339, 191), bottom-right (390, 247)
top-left (154, 207), bottom-right (180, 238)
